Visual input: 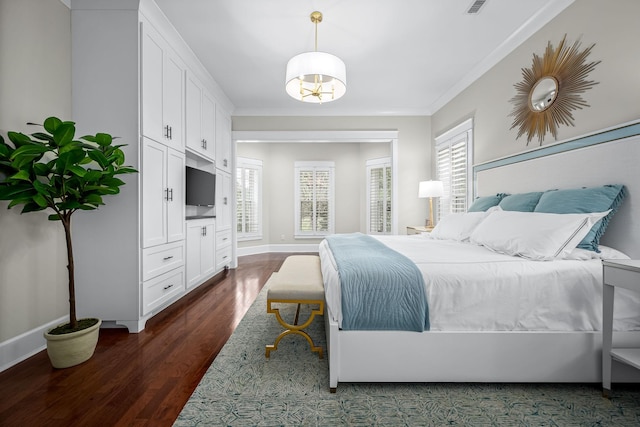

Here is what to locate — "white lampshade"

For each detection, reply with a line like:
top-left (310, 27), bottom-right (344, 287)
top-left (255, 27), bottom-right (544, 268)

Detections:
top-left (418, 180), bottom-right (444, 198)
top-left (285, 51), bottom-right (347, 103)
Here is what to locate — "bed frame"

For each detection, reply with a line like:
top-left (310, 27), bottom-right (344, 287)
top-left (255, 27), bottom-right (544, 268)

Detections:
top-left (326, 121), bottom-right (640, 392)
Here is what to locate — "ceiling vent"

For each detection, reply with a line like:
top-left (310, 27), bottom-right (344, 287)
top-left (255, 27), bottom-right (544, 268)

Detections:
top-left (467, 0), bottom-right (487, 14)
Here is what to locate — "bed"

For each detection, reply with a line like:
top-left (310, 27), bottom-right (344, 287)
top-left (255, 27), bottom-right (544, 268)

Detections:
top-left (320, 121), bottom-right (640, 391)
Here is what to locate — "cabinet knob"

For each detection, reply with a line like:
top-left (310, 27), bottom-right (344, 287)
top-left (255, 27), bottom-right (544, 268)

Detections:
top-left (223, 159), bottom-right (228, 167)
top-left (223, 197), bottom-right (227, 205)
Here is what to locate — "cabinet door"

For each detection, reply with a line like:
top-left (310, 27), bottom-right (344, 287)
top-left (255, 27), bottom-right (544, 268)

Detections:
top-left (163, 51), bottom-right (184, 150)
top-left (216, 171), bottom-right (232, 231)
top-left (201, 222), bottom-right (216, 278)
top-left (215, 108), bottom-right (232, 173)
top-left (201, 92), bottom-right (216, 160)
top-left (142, 138), bottom-right (167, 248)
top-left (185, 74), bottom-right (203, 155)
top-left (186, 222), bottom-right (203, 289)
top-left (166, 148), bottom-right (185, 243)
top-left (141, 22), bottom-right (164, 144)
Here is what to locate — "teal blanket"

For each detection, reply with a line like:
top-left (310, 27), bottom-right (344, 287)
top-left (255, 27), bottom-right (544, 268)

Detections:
top-left (325, 233), bottom-right (430, 332)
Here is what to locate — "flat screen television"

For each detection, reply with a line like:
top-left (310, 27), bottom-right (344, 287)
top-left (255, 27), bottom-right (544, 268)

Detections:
top-left (186, 166), bottom-right (216, 206)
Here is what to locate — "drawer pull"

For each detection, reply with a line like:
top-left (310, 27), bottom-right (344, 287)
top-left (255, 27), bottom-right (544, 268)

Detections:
top-left (163, 284), bottom-right (174, 291)
top-left (222, 255), bottom-right (228, 260)
top-left (223, 237), bottom-right (228, 241)
top-left (163, 256), bottom-right (174, 261)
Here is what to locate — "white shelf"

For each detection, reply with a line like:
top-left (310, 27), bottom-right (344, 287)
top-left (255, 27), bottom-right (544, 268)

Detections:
top-left (611, 348), bottom-right (640, 370)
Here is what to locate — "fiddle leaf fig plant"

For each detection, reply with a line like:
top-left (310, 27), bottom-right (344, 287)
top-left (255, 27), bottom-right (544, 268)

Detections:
top-left (0, 117), bottom-right (137, 332)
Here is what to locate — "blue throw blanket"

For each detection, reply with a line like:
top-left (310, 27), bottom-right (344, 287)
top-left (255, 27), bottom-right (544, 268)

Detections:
top-left (325, 233), bottom-right (430, 332)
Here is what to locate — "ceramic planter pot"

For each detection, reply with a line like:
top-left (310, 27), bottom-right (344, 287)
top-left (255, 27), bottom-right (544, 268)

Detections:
top-left (44, 319), bottom-right (102, 368)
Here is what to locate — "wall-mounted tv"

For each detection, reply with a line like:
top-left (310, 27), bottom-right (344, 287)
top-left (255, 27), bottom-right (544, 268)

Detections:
top-left (186, 166), bottom-right (216, 207)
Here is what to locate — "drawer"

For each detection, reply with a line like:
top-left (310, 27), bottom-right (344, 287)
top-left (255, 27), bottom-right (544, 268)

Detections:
top-left (216, 245), bottom-right (232, 271)
top-left (142, 267), bottom-right (185, 315)
top-left (216, 229), bottom-right (232, 248)
top-left (142, 241), bottom-right (185, 281)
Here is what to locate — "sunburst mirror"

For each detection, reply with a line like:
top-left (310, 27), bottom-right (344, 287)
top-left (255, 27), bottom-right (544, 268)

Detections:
top-left (509, 35), bottom-right (600, 145)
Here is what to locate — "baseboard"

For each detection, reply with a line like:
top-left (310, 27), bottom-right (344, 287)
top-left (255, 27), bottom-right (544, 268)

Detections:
top-left (0, 316), bottom-right (67, 373)
top-left (237, 243), bottom-right (319, 257)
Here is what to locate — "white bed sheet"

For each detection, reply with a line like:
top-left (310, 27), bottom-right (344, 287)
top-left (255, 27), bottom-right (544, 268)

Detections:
top-left (319, 234), bottom-right (640, 332)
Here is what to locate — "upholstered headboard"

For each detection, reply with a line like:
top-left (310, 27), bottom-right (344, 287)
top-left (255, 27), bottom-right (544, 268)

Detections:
top-left (474, 121), bottom-right (640, 258)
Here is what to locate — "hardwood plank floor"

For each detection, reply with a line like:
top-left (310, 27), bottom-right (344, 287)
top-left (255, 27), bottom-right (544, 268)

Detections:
top-left (0, 253), bottom-right (292, 427)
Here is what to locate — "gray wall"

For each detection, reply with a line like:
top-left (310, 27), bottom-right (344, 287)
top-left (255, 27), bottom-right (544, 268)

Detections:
top-left (233, 116), bottom-right (432, 247)
top-left (432, 0), bottom-right (640, 165)
top-left (0, 0), bottom-right (71, 341)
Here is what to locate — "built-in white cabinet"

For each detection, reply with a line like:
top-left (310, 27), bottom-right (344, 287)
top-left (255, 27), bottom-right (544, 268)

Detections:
top-left (215, 171), bottom-right (233, 231)
top-left (142, 137), bottom-right (185, 248)
top-left (215, 171), bottom-right (233, 270)
top-left (71, 0), bottom-right (234, 333)
top-left (186, 218), bottom-right (216, 289)
top-left (141, 19), bottom-right (185, 150)
top-left (215, 108), bottom-right (232, 174)
top-left (186, 73), bottom-right (216, 160)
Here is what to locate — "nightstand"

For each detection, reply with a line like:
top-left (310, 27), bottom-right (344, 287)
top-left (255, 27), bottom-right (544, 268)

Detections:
top-left (602, 259), bottom-right (640, 397)
top-left (406, 225), bottom-right (433, 235)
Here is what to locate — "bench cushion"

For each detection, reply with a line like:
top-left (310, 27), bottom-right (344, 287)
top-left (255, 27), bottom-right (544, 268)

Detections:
top-left (267, 255), bottom-right (324, 301)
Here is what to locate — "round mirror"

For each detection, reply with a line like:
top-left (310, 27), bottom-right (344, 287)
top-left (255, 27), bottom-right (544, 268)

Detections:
top-left (529, 76), bottom-right (558, 112)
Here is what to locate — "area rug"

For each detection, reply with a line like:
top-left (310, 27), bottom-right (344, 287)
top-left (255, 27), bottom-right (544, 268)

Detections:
top-left (175, 285), bottom-right (640, 426)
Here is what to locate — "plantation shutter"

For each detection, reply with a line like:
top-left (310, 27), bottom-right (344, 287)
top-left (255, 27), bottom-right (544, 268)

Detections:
top-left (236, 157), bottom-right (262, 240)
top-left (295, 162), bottom-right (334, 237)
top-left (366, 158), bottom-right (392, 234)
top-left (435, 119), bottom-right (472, 221)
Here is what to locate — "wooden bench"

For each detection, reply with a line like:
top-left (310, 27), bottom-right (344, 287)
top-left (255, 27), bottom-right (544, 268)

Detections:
top-left (265, 255), bottom-right (325, 359)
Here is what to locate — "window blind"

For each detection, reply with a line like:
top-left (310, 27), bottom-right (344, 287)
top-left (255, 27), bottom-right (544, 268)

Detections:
top-left (436, 120), bottom-right (472, 221)
top-left (295, 162), bottom-right (334, 237)
top-left (236, 157), bottom-right (262, 240)
top-left (366, 158), bottom-right (392, 234)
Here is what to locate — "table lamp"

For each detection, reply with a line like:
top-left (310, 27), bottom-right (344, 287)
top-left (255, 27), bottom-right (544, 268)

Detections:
top-left (418, 180), bottom-right (444, 228)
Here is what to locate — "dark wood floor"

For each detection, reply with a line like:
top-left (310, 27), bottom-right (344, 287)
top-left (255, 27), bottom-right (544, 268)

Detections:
top-left (0, 252), bottom-right (291, 427)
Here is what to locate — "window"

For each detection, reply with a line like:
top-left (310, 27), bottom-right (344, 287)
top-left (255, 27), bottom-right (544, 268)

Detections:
top-left (435, 119), bottom-right (473, 221)
top-left (236, 157), bottom-right (262, 241)
top-left (294, 161), bottom-right (334, 238)
top-left (366, 158), bottom-right (392, 234)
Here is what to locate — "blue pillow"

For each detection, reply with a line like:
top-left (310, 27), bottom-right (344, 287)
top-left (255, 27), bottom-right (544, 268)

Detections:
top-left (498, 192), bottom-right (544, 212)
top-left (533, 185), bottom-right (626, 251)
top-left (468, 194), bottom-right (506, 212)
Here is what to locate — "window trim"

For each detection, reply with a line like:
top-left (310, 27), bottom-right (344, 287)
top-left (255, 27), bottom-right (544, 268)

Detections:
top-left (294, 161), bottom-right (335, 239)
top-left (236, 157), bottom-right (263, 241)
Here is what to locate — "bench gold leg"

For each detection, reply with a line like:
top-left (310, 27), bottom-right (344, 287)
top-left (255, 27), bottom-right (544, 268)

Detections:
top-left (265, 329), bottom-right (323, 359)
top-left (266, 300), bottom-right (324, 359)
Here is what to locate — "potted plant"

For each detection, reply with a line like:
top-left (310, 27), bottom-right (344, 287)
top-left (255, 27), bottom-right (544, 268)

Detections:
top-left (0, 116), bottom-right (137, 368)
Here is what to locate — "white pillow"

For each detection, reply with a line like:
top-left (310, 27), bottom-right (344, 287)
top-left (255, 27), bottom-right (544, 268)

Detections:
top-left (469, 210), bottom-right (610, 261)
top-left (430, 212), bottom-right (490, 241)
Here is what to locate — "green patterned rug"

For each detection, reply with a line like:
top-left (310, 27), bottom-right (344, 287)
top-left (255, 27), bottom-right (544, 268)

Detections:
top-left (175, 284), bottom-right (640, 426)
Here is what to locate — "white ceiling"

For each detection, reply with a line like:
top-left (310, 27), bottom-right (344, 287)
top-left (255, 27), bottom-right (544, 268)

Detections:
top-left (154, 0), bottom-right (574, 116)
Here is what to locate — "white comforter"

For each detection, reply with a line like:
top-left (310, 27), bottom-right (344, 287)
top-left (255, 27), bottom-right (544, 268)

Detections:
top-left (319, 234), bottom-right (640, 332)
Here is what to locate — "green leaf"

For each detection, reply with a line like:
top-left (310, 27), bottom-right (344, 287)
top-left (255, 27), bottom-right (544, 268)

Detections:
top-left (32, 193), bottom-right (48, 207)
top-left (82, 170), bottom-right (101, 182)
top-left (94, 133), bottom-right (113, 147)
top-left (0, 184), bottom-right (34, 200)
top-left (88, 150), bottom-right (109, 169)
top-left (20, 202), bottom-right (46, 214)
top-left (67, 165), bottom-right (87, 177)
top-left (7, 132), bottom-right (32, 147)
top-left (83, 193), bottom-right (104, 205)
top-left (43, 117), bottom-right (63, 134)
top-left (114, 166), bottom-right (138, 175)
top-left (48, 214), bottom-right (61, 221)
top-left (33, 163), bottom-right (51, 176)
top-left (53, 123), bottom-right (75, 147)
top-left (30, 132), bottom-right (56, 145)
top-left (10, 169), bottom-right (32, 181)
top-left (11, 143), bottom-right (49, 159)
top-left (32, 180), bottom-right (52, 196)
